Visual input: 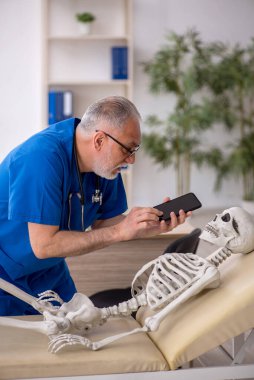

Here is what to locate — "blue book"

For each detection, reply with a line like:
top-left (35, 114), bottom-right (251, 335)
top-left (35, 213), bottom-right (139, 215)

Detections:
top-left (48, 91), bottom-right (73, 125)
top-left (48, 91), bottom-right (57, 124)
top-left (56, 92), bottom-right (63, 122)
top-left (112, 47), bottom-right (120, 79)
top-left (119, 47), bottom-right (128, 79)
top-left (111, 47), bottom-right (128, 80)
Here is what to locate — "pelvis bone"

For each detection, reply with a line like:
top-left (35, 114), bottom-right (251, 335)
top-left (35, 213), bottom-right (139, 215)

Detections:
top-left (0, 207), bottom-right (253, 352)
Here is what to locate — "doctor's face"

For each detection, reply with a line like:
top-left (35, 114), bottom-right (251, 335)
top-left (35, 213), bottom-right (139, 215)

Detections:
top-left (94, 119), bottom-right (141, 180)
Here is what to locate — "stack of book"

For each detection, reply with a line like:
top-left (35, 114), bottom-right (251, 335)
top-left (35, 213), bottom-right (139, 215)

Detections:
top-left (48, 90), bottom-right (73, 125)
top-left (111, 46), bottom-right (128, 80)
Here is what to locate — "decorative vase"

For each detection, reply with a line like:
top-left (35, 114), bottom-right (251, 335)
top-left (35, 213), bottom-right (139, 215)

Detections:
top-left (78, 22), bottom-right (92, 35)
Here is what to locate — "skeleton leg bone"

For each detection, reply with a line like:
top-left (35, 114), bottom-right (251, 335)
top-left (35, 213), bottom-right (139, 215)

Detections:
top-left (0, 278), bottom-right (71, 335)
top-left (0, 316), bottom-right (62, 336)
top-left (0, 278), bottom-right (147, 339)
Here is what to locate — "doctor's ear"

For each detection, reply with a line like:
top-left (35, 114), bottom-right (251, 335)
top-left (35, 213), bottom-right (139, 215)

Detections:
top-left (94, 131), bottom-right (104, 151)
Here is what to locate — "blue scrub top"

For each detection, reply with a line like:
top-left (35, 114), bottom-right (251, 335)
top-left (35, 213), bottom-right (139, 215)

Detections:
top-left (0, 118), bottom-right (127, 315)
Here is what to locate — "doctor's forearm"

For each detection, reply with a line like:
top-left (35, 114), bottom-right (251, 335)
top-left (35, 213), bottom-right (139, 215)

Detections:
top-left (28, 206), bottom-right (175, 258)
top-left (29, 225), bottom-right (122, 259)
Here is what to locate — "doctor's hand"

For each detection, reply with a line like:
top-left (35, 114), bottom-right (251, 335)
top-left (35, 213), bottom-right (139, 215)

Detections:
top-left (115, 198), bottom-right (190, 241)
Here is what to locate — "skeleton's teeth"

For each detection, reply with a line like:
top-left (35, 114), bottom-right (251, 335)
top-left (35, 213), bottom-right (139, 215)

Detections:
top-left (205, 224), bottom-right (219, 237)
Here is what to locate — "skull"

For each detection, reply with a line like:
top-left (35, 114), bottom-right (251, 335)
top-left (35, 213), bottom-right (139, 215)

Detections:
top-left (200, 207), bottom-right (254, 254)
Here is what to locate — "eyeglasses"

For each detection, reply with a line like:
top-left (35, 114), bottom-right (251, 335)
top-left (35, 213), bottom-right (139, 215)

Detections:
top-left (96, 129), bottom-right (140, 157)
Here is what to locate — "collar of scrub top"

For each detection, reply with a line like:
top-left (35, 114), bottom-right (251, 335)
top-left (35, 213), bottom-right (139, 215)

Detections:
top-left (68, 127), bottom-right (102, 232)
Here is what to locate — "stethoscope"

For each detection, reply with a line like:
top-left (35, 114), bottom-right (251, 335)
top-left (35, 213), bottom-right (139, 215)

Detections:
top-left (68, 130), bottom-right (103, 231)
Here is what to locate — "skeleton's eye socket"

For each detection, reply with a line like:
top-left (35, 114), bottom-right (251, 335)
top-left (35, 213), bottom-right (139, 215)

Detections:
top-left (232, 217), bottom-right (239, 234)
top-left (221, 213), bottom-right (230, 222)
top-left (213, 215), bottom-right (217, 222)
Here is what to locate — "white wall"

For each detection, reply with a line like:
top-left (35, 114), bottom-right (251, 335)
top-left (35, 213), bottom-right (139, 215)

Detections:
top-left (0, 0), bottom-right (43, 158)
top-left (1, 0), bottom-right (254, 209)
top-left (132, 0), bottom-right (254, 208)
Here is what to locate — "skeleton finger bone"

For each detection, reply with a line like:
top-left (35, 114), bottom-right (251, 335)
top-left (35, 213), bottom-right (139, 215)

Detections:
top-left (49, 334), bottom-right (94, 352)
top-left (37, 290), bottom-right (64, 307)
top-left (49, 325), bottom-right (148, 353)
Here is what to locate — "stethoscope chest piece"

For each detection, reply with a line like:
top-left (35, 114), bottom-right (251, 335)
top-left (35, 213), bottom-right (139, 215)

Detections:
top-left (92, 189), bottom-right (103, 205)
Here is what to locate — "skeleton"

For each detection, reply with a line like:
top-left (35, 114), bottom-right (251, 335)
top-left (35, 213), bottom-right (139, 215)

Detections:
top-left (0, 207), bottom-right (254, 353)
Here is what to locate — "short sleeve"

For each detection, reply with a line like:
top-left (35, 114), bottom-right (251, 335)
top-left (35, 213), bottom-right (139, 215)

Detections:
top-left (8, 147), bottom-right (64, 225)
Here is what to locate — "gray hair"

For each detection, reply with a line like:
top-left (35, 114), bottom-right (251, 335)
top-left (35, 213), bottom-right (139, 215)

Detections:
top-left (79, 96), bottom-right (141, 133)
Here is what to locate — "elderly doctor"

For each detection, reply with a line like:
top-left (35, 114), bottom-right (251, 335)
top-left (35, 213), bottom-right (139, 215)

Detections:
top-left (0, 96), bottom-right (188, 316)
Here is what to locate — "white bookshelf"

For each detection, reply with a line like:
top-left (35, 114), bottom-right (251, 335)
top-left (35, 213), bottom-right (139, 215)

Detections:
top-left (42, 0), bottom-right (134, 206)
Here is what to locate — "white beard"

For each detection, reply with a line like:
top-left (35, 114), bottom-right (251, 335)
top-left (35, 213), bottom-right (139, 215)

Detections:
top-left (93, 152), bottom-right (119, 180)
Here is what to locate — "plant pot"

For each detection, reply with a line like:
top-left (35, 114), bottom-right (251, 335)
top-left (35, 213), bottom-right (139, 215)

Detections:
top-left (241, 200), bottom-right (254, 215)
top-left (78, 22), bottom-right (92, 35)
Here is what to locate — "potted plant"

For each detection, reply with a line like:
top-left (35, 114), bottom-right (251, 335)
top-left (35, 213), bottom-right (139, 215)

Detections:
top-left (75, 12), bottom-right (96, 35)
top-left (142, 29), bottom-right (225, 195)
top-left (202, 40), bottom-right (254, 211)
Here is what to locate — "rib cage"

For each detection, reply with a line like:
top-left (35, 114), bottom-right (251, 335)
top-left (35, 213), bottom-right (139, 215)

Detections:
top-left (132, 253), bottom-right (212, 310)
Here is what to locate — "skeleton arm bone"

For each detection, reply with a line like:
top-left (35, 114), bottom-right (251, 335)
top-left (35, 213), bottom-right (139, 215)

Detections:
top-left (0, 277), bottom-right (62, 314)
top-left (0, 278), bottom-right (71, 335)
top-left (48, 293), bottom-right (149, 352)
top-left (49, 325), bottom-right (148, 353)
top-left (144, 265), bottom-right (220, 332)
top-left (0, 277), bottom-right (43, 312)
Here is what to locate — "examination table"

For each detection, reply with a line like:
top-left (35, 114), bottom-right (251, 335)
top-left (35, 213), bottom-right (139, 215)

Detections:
top-left (0, 250), bottom-right (254, 380)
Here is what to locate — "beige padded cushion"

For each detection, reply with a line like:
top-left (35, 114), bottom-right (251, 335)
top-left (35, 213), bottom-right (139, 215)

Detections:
top-left (137, 250), bottom-right (254, 370)
top-left (0, 316), bottom-right (168, 379)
